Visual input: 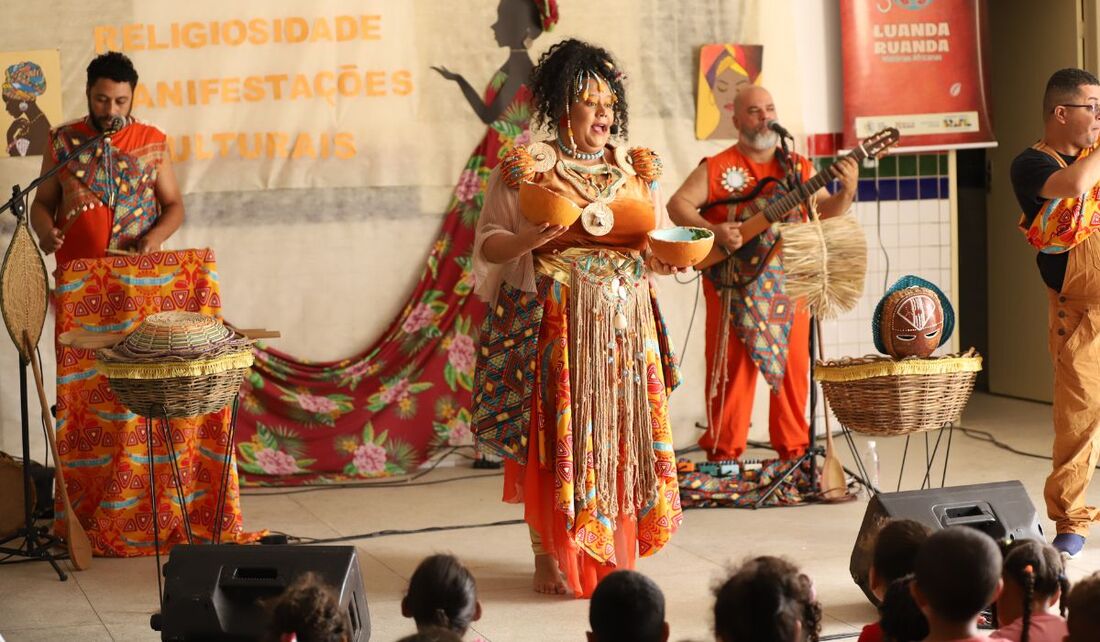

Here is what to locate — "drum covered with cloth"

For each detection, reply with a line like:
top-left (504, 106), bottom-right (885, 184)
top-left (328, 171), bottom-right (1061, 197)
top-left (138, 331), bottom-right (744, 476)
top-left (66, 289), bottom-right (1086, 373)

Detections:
top-left (52, 249), bottom-right (260, 556)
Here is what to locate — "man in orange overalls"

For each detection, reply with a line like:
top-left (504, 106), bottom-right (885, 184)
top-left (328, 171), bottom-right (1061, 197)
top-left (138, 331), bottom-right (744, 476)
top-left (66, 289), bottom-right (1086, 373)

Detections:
top-left (1011, 68), bottom-right (1100, 559)
top-left (668, 86), bottom-right (858, 461)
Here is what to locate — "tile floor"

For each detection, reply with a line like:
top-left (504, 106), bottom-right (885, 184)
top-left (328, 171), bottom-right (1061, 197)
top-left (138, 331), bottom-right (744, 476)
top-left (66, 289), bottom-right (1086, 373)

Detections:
top-left (1, 392), bottom-right (1099, 641)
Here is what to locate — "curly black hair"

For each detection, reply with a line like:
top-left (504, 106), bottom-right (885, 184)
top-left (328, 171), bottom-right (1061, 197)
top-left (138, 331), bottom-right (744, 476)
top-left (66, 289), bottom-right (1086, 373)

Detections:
top-left (713, 556), bottom-right (822, 642)
top-left (86, 51), bottom-right (139, 90)
top-left (265, 572), bottom-right (351, 642)
top-left (529, 38), bottom-right (629, 139)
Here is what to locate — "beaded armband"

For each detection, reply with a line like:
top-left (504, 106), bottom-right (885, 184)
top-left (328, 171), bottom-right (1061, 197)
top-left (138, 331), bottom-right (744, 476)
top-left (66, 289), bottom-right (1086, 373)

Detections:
top-left (628, 147), bottom-right (663, 182)
top-left (501, 146), bottom-right (536, 189)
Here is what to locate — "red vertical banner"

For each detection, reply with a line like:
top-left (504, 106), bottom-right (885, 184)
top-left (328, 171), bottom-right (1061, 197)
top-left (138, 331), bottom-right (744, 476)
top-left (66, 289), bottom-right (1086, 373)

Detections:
top-left (841, 0), bottom-right (994, 151)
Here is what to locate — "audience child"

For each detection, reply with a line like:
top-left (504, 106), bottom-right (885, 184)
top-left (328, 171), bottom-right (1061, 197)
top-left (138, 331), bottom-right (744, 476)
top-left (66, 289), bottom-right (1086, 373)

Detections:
top-left (266, 572), bottom-right (351, 642)
top-left (713, 555), bottom-right (821, 642)
top-left (587, 570), bottom-right (669, 642)
top-left (402, 554), bottom-right (482, 639)
top-left (859, 519), bottom-right (932, 642)
top-left (878, 575), bottom-right (929, 642)
top-left (1063, 570), bottom-right (1100, 642)
top-left (396, 628), bottom-right (464, 642)
top-left (991, 539), bottom-right (1068, 642)
top-left (910, 527), bottom-right (1003, 642)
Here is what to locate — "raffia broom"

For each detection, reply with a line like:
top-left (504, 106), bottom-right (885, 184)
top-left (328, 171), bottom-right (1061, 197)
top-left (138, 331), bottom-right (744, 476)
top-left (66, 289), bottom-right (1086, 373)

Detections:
top-left (776, 196), bottom-right (868, 319)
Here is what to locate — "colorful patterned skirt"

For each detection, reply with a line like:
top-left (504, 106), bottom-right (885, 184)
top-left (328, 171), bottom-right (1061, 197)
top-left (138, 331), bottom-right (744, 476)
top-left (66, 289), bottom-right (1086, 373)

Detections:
top-left (53, 249), bottom-right (258, 556)
top-left (482, 249), bottom-right (682, 597)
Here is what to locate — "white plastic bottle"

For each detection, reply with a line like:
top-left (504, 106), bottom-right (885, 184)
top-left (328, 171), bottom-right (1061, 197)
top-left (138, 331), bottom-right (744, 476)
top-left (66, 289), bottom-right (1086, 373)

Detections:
top-left (864, 440), bottom-right (880, 494)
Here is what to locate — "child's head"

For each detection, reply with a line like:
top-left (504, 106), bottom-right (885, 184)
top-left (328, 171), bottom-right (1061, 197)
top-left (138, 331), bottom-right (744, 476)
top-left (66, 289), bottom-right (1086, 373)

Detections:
top-left (587, 570), bottom-right (669, 642)
top-left (401, 554), bottom-right (481, 635)
top-left (1065, 570), bottom-right (1100, 642)
top-left (995, 538), bottom-right (1067, 636)
top-left (912, 527), bottom-right (1003, 626)
top-left (395, 627), bottom-right (464, 642)
top-left (266, 572), bottom-right (351, 642)
top-left (870, 519), bottom-right (933, 601)
top-left (878, 575), bottom-right (928, 642)
top-left (713, 556), bottom-right (821, 642)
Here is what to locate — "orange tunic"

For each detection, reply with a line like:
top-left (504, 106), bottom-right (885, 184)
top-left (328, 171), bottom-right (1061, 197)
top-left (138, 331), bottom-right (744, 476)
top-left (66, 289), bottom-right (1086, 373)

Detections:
top-left (698, 145), bottom-right (812, 460)
top-left (49, 116), bottom-right (166, 266)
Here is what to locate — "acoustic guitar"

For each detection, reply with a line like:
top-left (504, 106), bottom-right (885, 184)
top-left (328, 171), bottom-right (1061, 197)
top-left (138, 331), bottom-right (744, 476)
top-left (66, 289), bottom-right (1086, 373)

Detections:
top-left (696, 127), bottom-right (901, 275)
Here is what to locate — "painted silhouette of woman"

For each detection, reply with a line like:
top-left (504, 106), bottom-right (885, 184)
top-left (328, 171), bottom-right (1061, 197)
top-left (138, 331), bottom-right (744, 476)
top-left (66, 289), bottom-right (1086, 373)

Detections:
top-left (232, 2), bottom-right (559, 498)
top-left (3, 61), bottom-right (51, 157)
top-left (431, 0), bottom-right (548, 126)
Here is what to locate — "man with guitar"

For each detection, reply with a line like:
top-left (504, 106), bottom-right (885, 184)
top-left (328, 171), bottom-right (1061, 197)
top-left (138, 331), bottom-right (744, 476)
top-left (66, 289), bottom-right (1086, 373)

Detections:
top-left (1011, 68), bottom-right (1100, 559)
top-left (668, 85), bottom-right (859, 462)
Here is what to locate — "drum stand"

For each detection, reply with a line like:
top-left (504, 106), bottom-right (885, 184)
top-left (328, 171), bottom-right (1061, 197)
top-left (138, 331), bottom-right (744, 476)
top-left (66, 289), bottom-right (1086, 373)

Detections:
top-left (144, 397), bottom-right (239, 612)
top-left (0, 357), bottom-right (68, 580)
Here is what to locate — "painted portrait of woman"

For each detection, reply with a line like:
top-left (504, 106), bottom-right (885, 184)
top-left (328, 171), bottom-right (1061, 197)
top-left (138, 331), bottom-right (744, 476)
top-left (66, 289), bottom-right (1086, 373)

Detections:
top-left (695, 44), bottom-right (763, 140)
top-left (3, 60), bottom-right (51, 157)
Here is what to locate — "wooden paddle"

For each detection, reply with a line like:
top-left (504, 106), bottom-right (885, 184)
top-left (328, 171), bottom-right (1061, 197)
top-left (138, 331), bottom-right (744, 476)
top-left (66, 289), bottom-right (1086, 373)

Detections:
top-left (25, 331), bottom-right (93, 570)
top-left (814, 319), bottom-right (849, 501)
top-left (59, 326), bottom-right (281, 350)
top-left (58, 328), bottom-right (126, 350)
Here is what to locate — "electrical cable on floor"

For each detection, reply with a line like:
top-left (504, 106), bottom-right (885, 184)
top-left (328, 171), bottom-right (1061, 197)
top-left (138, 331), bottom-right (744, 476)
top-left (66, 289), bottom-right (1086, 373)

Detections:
top-left (286, 519), bottom-right (527, 546)
top-left (957, 425), bottom-right (1100, 469)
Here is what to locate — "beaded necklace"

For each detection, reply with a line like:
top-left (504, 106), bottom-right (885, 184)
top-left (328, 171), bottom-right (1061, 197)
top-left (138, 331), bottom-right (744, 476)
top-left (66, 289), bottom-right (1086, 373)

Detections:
top-left (556, 136), bottom-right (604, 161)
top-left (555, 160), bottom-right (627, 236)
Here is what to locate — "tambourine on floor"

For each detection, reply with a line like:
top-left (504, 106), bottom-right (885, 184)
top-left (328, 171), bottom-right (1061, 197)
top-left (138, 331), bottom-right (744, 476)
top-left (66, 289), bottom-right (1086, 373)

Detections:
top-left (814, 349), bottom-right (984, 493)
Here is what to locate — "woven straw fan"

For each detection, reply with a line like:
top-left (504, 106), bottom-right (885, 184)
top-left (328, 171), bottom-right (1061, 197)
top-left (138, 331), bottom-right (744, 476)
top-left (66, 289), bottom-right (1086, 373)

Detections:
top-left (777, 197), bottom-right (868, 500)
top-left (0, 219), bottom-right (92, 570)
top-left (776, 196), bottom-right (868, 320)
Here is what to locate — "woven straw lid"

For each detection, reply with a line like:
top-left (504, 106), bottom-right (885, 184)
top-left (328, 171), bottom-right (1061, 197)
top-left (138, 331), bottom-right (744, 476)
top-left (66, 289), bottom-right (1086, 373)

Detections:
top-left (120, 311), bottom-right (232, 354)
top-left (97, 311), bottom-right (254, 379)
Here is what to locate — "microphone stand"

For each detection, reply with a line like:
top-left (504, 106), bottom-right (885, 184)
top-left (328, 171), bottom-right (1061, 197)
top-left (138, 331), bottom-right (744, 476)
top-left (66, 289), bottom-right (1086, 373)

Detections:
top-left (1, 123), bottom-right (115, 219)
top-left (754, 131), bottom-right (827, 507)
top-left (0, 122), bottom-right (114, 580)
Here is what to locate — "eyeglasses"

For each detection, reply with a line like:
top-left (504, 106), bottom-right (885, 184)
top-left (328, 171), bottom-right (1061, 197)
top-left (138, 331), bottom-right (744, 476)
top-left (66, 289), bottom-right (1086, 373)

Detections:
top-left (1058, 103), bottom-right (1100, 117)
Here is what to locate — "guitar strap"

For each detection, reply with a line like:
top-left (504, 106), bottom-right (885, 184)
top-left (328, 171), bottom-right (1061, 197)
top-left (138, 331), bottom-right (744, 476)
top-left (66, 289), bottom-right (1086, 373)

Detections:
top-left (700, 146), bottom-right (803, 393)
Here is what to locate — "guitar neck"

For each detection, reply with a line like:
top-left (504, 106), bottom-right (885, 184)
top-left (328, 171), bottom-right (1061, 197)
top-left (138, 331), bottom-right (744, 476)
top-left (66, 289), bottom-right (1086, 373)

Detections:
top-left (760, 145), bottom-right (870, 223)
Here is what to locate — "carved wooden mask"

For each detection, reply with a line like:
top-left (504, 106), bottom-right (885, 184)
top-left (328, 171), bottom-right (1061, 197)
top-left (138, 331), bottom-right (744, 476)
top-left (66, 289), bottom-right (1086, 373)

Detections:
top-left (879, 286), bottom-right (943, 358)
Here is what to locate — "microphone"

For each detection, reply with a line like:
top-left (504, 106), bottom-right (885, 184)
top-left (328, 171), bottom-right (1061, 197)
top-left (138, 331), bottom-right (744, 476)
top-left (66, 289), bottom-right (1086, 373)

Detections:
top-left (767, 120), bottom-right (793, 139)
top-left (104, 116), bottom-right (125, 134)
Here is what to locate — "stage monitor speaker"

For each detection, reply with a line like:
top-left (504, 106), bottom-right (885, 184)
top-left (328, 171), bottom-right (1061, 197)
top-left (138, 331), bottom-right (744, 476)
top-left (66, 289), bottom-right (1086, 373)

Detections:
top-left (849, 481), bottom-right (1044, 604)
top-left (154, 544), bottom-right (370, 641)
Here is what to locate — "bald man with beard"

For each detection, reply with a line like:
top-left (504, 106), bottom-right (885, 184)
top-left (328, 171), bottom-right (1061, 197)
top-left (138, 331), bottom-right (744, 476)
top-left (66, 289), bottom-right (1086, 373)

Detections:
top-left (667, 85), bottom-right (858, 463)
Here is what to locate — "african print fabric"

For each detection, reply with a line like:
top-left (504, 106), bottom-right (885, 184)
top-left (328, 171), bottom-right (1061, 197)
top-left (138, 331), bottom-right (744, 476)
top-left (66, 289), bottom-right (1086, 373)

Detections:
top-left (53, 249), bottom-right (257, 556)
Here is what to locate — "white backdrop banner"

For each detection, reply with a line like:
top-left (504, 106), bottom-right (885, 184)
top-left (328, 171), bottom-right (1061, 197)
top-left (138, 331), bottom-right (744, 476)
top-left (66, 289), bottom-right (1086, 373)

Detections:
top-left (97, 1), bottom-right (418, 192)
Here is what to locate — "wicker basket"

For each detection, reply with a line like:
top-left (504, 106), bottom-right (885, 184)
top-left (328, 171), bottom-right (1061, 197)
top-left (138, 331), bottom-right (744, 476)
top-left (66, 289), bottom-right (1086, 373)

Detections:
top-left (106, 369), bottom-right (248, 418)
top-left (96, 312), bottom-right (254, 419)
top-left (814, 349), bottom-right (982, 436)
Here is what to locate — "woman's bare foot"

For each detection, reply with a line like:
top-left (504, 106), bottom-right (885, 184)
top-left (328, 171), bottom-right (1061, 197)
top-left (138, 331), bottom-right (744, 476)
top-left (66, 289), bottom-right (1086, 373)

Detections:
top-left (533, 554), bottom-right (567, 595)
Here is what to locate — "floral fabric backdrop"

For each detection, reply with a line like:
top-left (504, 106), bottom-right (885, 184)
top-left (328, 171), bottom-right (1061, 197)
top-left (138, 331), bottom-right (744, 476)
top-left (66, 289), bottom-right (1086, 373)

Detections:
top-left (235, 73), bottom-right (532, 484)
